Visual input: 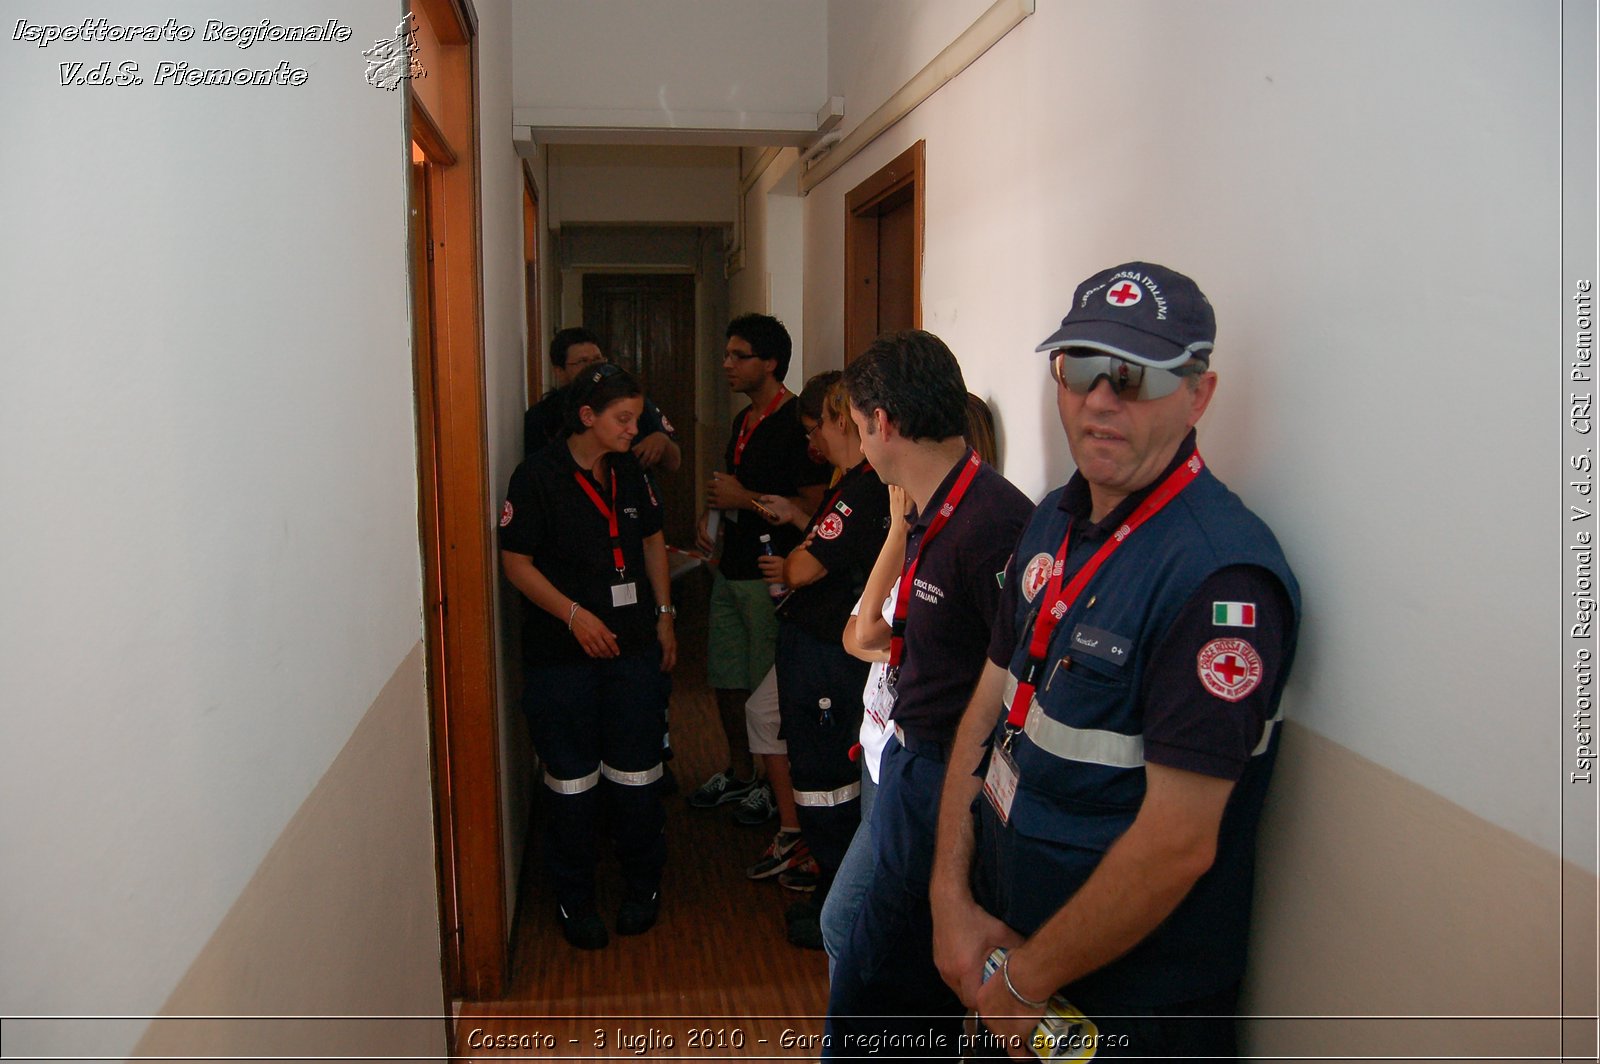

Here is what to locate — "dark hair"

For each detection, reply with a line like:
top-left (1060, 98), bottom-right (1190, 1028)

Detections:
top-left (796, 370), bottom-right (843, 424)
top-left (964, 392), bottom-right (998, 466)
top-left (549, 326), bottom-right (602, 369)
top-left (842, 330), bottom-right (967, 442)
top-left (727, 313), bottom-right (792, 382)
top-left (563, 363), bottom-right (642, 435)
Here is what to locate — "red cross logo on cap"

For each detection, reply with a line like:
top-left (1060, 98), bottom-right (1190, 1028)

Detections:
top-left (1106, 282), bottom-right (1142, 307)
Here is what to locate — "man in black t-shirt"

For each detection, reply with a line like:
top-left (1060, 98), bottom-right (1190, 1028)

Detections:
top-left (524, 327), bottom-right (681, 471)
top-left (687, 314), bottom-right (829, 812)
top-left (823, 332), bottom-right (1032, 1059)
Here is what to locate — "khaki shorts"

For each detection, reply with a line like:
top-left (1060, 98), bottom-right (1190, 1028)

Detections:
top-left (707, 571), bottom-right (779, 692)
top-left (744, 665), bottom-right (785, 755)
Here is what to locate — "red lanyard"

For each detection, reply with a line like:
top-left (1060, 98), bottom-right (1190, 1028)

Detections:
top-left (732, 388), bottom-right (789, 471)
top-left (889, 450), bottom-right (982, 669)
top-left (808, 462), bottom-right (872, 536)
top-left (572, 469), bottom-right (626, 577)
top-left (1004, 450), bottom-right (1205, 728)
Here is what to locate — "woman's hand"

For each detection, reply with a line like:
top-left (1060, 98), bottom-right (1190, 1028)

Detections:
top-left (755, 494), bottom-right (803, 528)
top-left (888, 484), bottom-right (912, 534)
top-left (570, 606), bottom-right (620, 658)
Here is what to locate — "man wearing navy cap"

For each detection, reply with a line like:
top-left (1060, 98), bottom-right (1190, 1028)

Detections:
top-left (931, 263), bottom-right (1301, 1060)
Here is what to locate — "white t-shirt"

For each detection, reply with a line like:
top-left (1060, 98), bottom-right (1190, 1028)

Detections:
top-left (854, 578), bottom-right (898, 783)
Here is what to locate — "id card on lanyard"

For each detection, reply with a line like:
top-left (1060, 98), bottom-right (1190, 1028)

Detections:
top-left (573, 468), bottom-right (637, 607)
top-left (885, 449), bottom-right (982, 695)
top-left (984, 450), bottom-right (1205, 824)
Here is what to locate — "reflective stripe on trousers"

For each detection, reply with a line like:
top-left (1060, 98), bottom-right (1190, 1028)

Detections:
top-left (794, 780), bottom-right (861, 808)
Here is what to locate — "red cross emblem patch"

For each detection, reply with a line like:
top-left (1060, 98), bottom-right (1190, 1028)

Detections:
top-left (499, 500), bottom-right (514, 527)
top-left (1197, 638), bottom-right (1263, 702)
top-left (1021, 552), bottom-right (1055, 602)
top-left (816, 512), bottom-right (845, 540)
top-left (1106, 281), bottom-right (1143, 307)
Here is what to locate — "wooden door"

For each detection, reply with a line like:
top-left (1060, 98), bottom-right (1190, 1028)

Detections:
top-left (845, 140), bottom-right (925, 362)
top-left (582, 273), bottom-right (697, 549)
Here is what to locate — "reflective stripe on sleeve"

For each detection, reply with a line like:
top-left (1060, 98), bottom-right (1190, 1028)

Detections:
top-left (1251, 710), bottom-right (1284, 757)
top-left (793, 780), bottom-right (862, 808)
top-left (600, 762), bottom-right (664, 787)
top-left (1002, 672), bottom-right (1280, 767)
top-left (544, 768), bottom-right (601, 795)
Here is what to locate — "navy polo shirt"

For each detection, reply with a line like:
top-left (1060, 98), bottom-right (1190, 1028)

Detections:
top-left (719, 397), bottom-right (831, 580)
top-left (776, 461), bottom-right (891, 643)
top-left (499, 440), bottom-right (663, 667)
top-left (988, 434), bottom-right (1296, 780)
top-left (889, 455), bottom-right (1032, 746)
top-left (524, 386), bottom-right (674, 460)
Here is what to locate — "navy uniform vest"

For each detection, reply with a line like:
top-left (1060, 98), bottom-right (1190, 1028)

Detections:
top-left (974, 462), bottom-right (1301, 1009)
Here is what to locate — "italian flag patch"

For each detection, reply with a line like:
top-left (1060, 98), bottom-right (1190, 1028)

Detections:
top-left (1212, 601), bottom-right (1256, 627)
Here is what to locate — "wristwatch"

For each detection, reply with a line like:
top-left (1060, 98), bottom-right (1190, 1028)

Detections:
top-left (656, 604), bottom-right (677, 618)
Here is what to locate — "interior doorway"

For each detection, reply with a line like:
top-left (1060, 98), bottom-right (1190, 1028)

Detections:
top-left (844, 140), bottom-right (926, 361)
top-left (582, 272), bottom-right (699, 549)
top-left (405, 0), bottom-right (507, 1005)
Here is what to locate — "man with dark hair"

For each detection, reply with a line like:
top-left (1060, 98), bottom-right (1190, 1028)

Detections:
top-left (523, 327), bottom-right (681, 471)
top-left (824, 331), bottom-right (1032, 1059)
top-left (932, 263), bottom-right (1300, 1060)
top-left (690, 314), bottom-right (829, 816)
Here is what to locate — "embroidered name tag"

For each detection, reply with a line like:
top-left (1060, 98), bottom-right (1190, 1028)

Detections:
top-left (1069, 623), bottom-right (1131, 668)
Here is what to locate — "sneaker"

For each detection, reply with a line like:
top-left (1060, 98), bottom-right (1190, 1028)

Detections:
top-left (731, 782), bottom-right (777, 826)
top-left (616, 891), bottom-right (660, 936)
top-left (746, 829), bottom-right (808, 880)
top-left (558, 904), bottom-right (609, 950)
top-left (778, 855), bottom-right (820, 893)
top-left (687, 771), bottom-right (759, 809)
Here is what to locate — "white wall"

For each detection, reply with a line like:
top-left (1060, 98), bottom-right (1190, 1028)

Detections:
top-left (548, 145), bottom-right (738, 226)
top-left (0, 0), bottom-right (437, 1050)
top-left (477, 0), bottom-right (540, 922)
top-left (730, 149), bottom-right (808, 383)
top-left (512, 0), bottom-right (827, 129)
top-left (804, 0), bottom-right (1567, 862)
top-left (826, 0), bottom-right (995, 140)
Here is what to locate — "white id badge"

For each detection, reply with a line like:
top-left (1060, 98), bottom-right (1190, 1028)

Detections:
top-left (983, 743), bottom-right (1020, 824)
top-left (611, 582), bottom-right (638, 607)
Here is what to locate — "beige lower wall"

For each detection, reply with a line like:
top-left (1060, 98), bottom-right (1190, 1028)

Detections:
top-left (133, 643), bottom-right (447, 1063)
top-left (1244, 722), bottom-right (1597, 1062)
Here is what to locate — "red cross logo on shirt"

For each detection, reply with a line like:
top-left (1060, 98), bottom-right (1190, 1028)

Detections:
top-left (1197, 637), bottom-right (1263, 702)
top-left (1107, 282), bottom-right (1142, 307)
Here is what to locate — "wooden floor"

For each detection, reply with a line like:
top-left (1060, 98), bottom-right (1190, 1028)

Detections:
top-left (457, 566), bottom-right (831, 1060)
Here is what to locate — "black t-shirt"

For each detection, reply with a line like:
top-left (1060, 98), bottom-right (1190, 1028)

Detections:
top-left (889, 456), bottom-right (1033, 745)
top-left (719, 396), bottom-right (831, 579)
top-left (776, 461), bottom-right (891, 643)
top-left (524, 387), bottom-right (673, 460)
top-left (499, 440), bottom-right (664, 666)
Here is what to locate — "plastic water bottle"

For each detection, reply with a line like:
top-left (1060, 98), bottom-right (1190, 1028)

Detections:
top-left (760, 534), bottom-right (787, 600)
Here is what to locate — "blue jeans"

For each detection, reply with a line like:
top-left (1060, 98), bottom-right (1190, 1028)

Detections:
top-left (820, 760), bottom-right (878, 976)
top-left (824, 737), bottom-right (965, 1061)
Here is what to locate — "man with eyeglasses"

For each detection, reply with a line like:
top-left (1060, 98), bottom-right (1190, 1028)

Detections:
top-left (930, 263), bottom-right (1301, 1061)
top-left (689, 314), bottom-right (829, 817)
top-left (524, 327), bottom-right (681, 471)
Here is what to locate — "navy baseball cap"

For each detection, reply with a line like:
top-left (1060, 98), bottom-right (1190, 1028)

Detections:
top-left (1035, 262), bottom-right (1216, 369)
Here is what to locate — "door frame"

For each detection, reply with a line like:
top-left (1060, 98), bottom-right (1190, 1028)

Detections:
top-left (405, 0), bottom-right (508, 1005)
